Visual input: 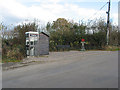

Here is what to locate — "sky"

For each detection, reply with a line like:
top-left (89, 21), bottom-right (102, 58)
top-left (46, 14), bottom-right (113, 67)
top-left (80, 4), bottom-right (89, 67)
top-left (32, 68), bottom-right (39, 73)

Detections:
top-left (0, 0), bottom-right (118, 27)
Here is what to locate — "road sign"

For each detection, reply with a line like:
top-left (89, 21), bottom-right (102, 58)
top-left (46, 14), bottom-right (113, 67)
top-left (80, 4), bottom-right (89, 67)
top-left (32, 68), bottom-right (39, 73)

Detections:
top-left (81, 39), bottom-right (85, 42)
top-left (81, 39), bottom-right (85, 51)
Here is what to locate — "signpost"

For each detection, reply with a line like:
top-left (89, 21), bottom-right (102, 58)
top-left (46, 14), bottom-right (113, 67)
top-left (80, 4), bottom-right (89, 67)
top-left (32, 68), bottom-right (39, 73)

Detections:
top-left (81, 39), bottom-right (86, 51)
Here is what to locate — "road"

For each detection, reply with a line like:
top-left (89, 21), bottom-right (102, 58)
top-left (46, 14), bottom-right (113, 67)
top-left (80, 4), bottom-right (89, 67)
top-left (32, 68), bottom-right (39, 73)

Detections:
top-left (2, 51), bottom-right (118, 88)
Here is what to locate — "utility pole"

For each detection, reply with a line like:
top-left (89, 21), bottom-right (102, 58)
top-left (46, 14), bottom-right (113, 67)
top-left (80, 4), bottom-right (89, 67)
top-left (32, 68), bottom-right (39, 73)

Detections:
top-left (106, 0), bottom-right (111, 45)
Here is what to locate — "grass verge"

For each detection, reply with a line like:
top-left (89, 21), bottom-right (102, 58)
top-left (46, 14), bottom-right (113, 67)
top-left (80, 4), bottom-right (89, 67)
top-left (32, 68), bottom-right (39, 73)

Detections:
top-left (104, 46), bottom-right (120, 51)
top-left (2, 59), bottom-right (21, 63)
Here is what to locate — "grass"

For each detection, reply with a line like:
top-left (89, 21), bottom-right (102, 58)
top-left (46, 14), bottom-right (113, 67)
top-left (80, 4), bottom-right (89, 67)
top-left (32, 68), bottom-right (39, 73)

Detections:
top-left (36, 55), bottom-right (49, 58)
top-left (104, 46), bottom-right (120, 51)
top-left (0, 56), bottom-right (1, 63)
top-left (2, 59), bottom-right (21, 63)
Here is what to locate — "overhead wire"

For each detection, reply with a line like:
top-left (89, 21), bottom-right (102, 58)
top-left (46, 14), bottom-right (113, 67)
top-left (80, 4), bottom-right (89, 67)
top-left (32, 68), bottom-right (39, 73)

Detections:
top-left (81, 2), bottom-right (108, 24)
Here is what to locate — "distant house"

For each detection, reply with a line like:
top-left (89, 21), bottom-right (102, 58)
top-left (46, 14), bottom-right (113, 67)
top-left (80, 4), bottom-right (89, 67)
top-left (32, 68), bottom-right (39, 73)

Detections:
top-left (25, 31), bottom-right (49, 56)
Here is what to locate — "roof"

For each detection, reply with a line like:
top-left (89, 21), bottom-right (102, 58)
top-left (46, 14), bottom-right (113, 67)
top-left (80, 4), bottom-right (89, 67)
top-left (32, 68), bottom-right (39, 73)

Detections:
top-left (25, 31), bottom-right (39, 34)
top-left (25, 31), bottom-right (49, 37)
top-left (40, 32), bottom-right (49, 37)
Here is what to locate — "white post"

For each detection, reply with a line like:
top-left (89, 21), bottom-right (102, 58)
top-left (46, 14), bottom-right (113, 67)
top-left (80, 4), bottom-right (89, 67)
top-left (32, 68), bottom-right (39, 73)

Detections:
top-left (81, 42), bottom-right (85, 51)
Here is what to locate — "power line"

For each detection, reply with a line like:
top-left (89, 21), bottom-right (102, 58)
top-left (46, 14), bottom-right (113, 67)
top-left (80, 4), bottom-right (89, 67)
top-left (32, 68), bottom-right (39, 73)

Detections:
top-left (88, 2), bottom-right (108, 23)
top-left (81, 2), bottom-right (108, 24)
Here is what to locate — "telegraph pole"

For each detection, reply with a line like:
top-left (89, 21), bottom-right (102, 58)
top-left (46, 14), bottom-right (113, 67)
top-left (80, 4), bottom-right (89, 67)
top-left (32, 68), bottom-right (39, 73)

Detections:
top-left (106, 0), bottom-right (111, 45)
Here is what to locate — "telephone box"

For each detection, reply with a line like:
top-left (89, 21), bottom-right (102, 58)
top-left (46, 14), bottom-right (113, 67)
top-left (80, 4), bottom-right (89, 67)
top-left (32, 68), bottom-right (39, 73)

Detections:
top-left (25, 31), bottom-right (39, 56)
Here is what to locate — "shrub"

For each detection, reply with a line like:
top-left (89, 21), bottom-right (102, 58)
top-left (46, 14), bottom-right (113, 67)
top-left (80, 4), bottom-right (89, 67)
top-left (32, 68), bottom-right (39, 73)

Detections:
top-left (6, 47), bottom-right (23, 60)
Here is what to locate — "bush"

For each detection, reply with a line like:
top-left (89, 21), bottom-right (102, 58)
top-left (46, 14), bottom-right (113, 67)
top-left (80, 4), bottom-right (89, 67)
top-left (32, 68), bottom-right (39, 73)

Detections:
top-left (2, 22), bottom-right (38, 62)
top-left (6, 47), bottom-right (24, 60)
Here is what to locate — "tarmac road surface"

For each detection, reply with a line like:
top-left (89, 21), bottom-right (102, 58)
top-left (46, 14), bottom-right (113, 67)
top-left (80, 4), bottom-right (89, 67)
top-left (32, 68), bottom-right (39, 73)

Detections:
top-left (2, 51), bottom-right (118, 88)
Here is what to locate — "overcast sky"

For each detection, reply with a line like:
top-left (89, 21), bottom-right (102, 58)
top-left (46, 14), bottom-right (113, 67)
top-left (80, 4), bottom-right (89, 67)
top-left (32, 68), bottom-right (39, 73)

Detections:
top-left (0, 0), bottom-right (118, 26)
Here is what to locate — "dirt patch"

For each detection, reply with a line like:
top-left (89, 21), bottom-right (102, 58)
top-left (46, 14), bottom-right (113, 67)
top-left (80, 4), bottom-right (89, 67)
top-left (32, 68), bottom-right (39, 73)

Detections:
top-left (2, 51), bottom-right (114, 71)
